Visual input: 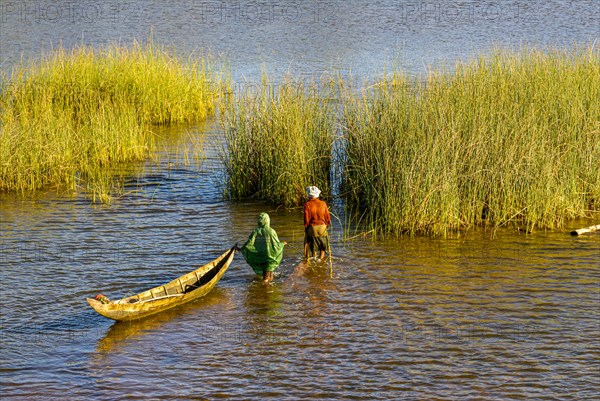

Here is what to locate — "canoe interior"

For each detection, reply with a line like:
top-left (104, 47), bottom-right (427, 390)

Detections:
top-left (87, 246), bottom-right (236, 321)
top-left (120, 247), bottom-right (232, 304)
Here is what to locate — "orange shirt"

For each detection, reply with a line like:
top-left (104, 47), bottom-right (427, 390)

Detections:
top-left (304, 198), bottom-right (331, 227)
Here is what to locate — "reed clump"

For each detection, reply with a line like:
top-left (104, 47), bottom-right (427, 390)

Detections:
top-left (341, 47), bottom-right (600, 236)
top-left (220, 75), bottom-right (335, 206)
top-left (0, 40), bottom-right (217, 200)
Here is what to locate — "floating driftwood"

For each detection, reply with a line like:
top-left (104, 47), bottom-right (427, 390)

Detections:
top-left (570, 225), bottom-right (600, 236)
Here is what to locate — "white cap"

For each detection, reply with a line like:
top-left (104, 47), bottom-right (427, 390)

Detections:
top-left (306, 186), bottom-right (321, 198)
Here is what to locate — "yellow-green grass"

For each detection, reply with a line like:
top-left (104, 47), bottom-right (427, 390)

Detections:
top-left (220, 75), bottom-right (335, 207)
top-left (341, 47), bottom-right (600, 236)
top-left (0, 40), bottom-right (217, 201)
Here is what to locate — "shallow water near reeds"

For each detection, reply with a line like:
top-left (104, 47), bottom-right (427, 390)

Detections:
top-left (1, 124), bottom-right (599, 400)
top-left (1, 1), bottom-right (600, 400)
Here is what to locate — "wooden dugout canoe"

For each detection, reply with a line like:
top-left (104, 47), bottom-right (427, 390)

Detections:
top-left (87, 246), bottom-right (236, 321)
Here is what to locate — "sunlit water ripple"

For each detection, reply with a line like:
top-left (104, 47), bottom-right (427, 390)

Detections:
top-left (1, 124), bottom-right (598, 400)
top-left (1, 1), bottom-right (600, 399)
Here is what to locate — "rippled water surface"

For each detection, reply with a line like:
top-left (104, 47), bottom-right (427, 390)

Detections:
top-left (2, 1), bottom-right (600, 400)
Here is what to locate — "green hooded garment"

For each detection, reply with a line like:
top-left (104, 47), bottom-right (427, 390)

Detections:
top-left (241, 213), bottom-right (285, 274)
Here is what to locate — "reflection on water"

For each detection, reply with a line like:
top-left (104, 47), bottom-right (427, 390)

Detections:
top-left (1, 199), bottom-right (599, 399)
top-left (2, 0), bottom-right (600, 399)
top-left (1, 0), bottom-right (599, 80)
top-left (1, 110), bottom-right (599, 401)
top-left (95, 287), bottom-right (233, 354)
top-left (242, 280), bottom-right (286, 346)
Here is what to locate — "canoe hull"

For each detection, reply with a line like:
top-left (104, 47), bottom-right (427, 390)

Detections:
top-left (87, 247), bottom-right (235, 321)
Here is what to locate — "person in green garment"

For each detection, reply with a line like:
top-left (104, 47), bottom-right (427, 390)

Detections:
top-left (237, 212), bottom-right (287, 283)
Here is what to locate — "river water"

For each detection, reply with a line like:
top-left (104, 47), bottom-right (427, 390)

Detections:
top-left (1, 1), bottom-right (599, 400)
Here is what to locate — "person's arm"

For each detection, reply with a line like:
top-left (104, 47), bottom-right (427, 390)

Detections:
top-left (237, 230), bottom-right (256, 251)
top-left (304, 202), bottom-right (310, 227)
top-left (270, 228), bottom-right (287, 246)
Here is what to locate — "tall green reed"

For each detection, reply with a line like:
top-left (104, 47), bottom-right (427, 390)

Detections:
top-left (341, 47), bottom-right (600, 236)
top-left (220, 74), bottom-right (335, 207)
top-left (0, 39), bottom-right (217, 201)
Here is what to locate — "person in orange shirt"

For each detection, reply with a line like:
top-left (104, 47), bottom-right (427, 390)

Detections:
top-left (303, 186), bottom-right (331, 260)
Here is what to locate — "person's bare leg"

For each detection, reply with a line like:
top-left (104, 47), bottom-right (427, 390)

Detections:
top-left (263, 271), bottom-right (274, 283)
